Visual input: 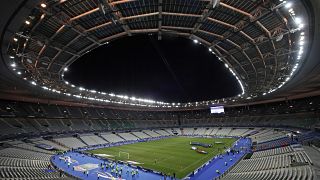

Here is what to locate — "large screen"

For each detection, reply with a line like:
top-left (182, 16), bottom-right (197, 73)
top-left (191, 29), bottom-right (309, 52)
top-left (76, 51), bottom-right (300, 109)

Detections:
top-left (210, 106), bottom-right (225, 114)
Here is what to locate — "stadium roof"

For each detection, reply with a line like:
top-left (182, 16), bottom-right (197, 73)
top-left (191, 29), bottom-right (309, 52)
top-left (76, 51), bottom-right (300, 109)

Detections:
top-left (0, 0), bottom-right (320, 110)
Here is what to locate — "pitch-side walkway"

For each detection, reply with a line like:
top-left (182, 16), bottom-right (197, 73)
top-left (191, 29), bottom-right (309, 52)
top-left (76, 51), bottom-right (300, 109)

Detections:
top-left (52, 151), bottom-right (163, 180)
top-left (189, 138), bottom-right (252, 180)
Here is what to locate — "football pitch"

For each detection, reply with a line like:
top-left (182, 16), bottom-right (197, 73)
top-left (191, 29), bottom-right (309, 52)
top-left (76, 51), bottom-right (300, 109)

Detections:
top-left (87, 137), bottom-right (236, 178)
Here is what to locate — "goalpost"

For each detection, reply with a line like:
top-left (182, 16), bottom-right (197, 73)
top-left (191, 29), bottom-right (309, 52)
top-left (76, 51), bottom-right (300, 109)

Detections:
top-left (118, 151), bottom-right (130, 159)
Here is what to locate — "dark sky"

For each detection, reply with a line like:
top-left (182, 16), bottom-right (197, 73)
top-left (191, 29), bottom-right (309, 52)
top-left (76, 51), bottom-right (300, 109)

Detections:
top-left (64, 35), bottom-right (240, 103)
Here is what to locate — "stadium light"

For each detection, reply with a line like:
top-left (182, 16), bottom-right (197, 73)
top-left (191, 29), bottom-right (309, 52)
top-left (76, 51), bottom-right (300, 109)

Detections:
top-left (193, 39), bottom-right (198, 44)
top-left (284, 2), bottom-right (292, 9)
top-left (17, 71), bottom-right (21, 75)
top-left (25, 20), bottom-right (30, 25)
top-left (64, 67), bottom-right (68, 71)
top-left (294, 17), bottom-right (302, 25)
top-left (11, 63), bottom-right (16, 67)
top-left (40, 3), bottom-right (47, 8)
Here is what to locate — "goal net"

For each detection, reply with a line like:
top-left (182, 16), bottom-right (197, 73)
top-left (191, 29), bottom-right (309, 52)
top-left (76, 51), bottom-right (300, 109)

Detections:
top-left (118, 151), bottom-right (130, 159)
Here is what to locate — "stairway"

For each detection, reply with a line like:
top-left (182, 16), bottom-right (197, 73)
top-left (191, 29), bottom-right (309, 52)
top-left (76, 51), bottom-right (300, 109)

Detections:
top-left (303, 145), bottom-right (320, 179)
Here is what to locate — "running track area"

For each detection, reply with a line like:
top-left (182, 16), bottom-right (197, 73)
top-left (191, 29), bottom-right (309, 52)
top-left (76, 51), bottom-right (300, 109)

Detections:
top-left (52, 138), bottom-right (251, 180)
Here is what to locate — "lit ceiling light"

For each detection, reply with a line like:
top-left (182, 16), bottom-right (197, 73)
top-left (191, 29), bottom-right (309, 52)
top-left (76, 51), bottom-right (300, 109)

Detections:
top-left (11, 63), bottom-right (16, 67)
top-left (64, 67), bottom-right (68, 71)
top-left (193, 39), bottom-right (198, 44)
top-left (40, 3), bottom-right (47, 8)
top-left (294, 17), bottom-right (302, 24)
top-left (298, 24), bottom-right (304, 29)
top-left (284, 2), bottom-right (292, 9)
top-left (79, 87), bottom-right (85, 91)
top-left (31, 81), bottom-right (37, 85)
top-left (13, 38), bottom-right (18, 42)
top-left (25, 20), bottom-right (30, 25)
top-left (9, 56), bottom-right (14, 59)
top-left (17, 71), bottom-right (21, 75)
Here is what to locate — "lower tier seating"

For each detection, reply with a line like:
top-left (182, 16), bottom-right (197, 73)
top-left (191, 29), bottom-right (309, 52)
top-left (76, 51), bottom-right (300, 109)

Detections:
top-left (221, 165), bottom-right (313, 180)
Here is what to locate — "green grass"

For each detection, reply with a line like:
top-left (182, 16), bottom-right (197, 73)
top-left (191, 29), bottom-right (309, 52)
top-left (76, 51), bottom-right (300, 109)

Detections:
top-left (87, 137), bottom-right (236, 178)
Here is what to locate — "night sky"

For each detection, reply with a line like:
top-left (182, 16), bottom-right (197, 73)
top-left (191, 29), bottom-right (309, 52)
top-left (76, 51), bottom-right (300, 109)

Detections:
top-left (64, 35), bottom-right (241, 103)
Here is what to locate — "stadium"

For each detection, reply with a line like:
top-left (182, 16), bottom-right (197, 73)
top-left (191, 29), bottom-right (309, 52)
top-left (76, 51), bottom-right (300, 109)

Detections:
top-left (0, 0), bottom-right (320, 179)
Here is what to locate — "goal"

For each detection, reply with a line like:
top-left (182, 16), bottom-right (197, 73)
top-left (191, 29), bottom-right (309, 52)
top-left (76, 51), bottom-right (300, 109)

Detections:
top-left (118, 151), bottom-right (130, 159)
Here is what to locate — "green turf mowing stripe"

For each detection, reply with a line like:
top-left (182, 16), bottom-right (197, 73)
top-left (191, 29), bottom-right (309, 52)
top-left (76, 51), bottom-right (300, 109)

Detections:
top-left (87, 137), bottom-right (236, 178)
